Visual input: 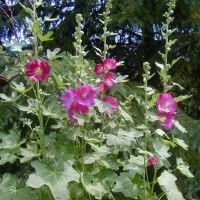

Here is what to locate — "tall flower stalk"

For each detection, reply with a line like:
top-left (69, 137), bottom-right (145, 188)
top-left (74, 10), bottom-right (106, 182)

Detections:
top-left (142, 62), bottom-right (153, 199)
top-left (156, 0), bottom-right (177, 93)
top-left (19, 0), bottom-right (52, 160)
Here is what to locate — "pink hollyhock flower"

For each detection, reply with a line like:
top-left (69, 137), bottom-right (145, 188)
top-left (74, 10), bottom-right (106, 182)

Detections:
top-left (75, 84), bottom-right (97, 107)
top-left (71, 102), bottom-right (89, 114)
top-left (103, 72), bottom-right (116, 87)
top-left (67, 103), bottom-right (89, 124)
top-left (96, 81), bottom-right (109, 94)
top-left (67, 108), bottom-right (78, 124)
top-left (61, 88), bottom-right (76, 108)
top-left (157, 111), bottom-right (175, 130)
top-left (102, 96), bottom-right (118, 114)
top-left (26, 59), bottom-right (50, 81)
top-left (148, 157), bottom-right (157, 166)
top-left (157, 93), bottom-right (177, 114)
top-left (103, 58), bottom-right (117, 70)
top-left (94, 63), bottom-right (104, 75)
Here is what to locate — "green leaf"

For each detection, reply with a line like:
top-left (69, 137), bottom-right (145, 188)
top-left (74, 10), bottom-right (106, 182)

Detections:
top-left (0, 130), bottom-right (26, 165)
top-left (171, 57), bottom-right (181, 66)
top-left (11, 82), bottom-right (32, 94)
top-left (98, 154), bottom-right (122, 170)
top-left (112, 172), bottom-right (138, 198)
top-left (20, 142), bottom-right (39, 163)
top-left (168, 39), bottom-right (177, 46)
top-left (148, 93), bottom-right (159, 108)
top-left (176, 158), bottom-right (194, 178)
top-left (174, 121), bottom-right (187, 133)
top-left (173, 137), bottom-right (188, 150)
top-left (116, 75), bottom-right (128, 83)
top-left (53, 74), bottom-right (66, 86)
top-left (68, 183), bottom-right (85, 200)
top-left (16, 99), bottom-right (38, 114)
top-left (95, 99), bottom-right (112, 113)
top-left (155, 62), bottom-right (164, 69)
top-left (82, 153), bottom-right (96, 164)
top-left (174, 95), bottom-right (192, 102)
top-left (146, 87), bottom-right (155, 95)
top-left (42, 99), bottom-right (66, 119)
top-left (0, 91), bottom-right (20, 102)
top-left (73, 113), bottom-right (90, 125)
top-left (81, 169), bottom-right (117, 199)
top-left (33, 21), bottom-right (54, 42)
top-left (148, 111), bottom-right (160, 122)
top-left (0, 173), bottom-right (33, 200)
top-left (105, 128), bottom-right (137, 150)
top-left (119, 106), bottom-right (133, 122)
top-left (46, 48), bottom-right (62, 60)
top-left (0, 130), bottom-right (23, 150)
top-left (27, 160), bottom-right (79, 200)
top-left (0, 150), bottom-right (18, 165)
top-left (157, 71), bottom-right (171, 79)
top-left (38, 31), bottom-right (54, 42)
top-left (171, 81), bottom-right (184, 90)
top-left (155, 129), bottom-right (166, 136)
top-left (44, 15), bottom-right (59, 22)
top-left (18, 1), bottom-right (34, 16)
top-left (153, 140), bottom-right (171, 159)
top-left (157, 170), bottom-right (185, 200)
top-left (124, 155), bottom-right (145, 176)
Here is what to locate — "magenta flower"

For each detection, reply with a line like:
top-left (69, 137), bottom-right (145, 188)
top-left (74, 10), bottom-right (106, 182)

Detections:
top-left (102, 96), bottom-right (118, 114)
top-left (71, 102), bottom-right (89, 114)
top-left (94, 63), bottom-right (104, 75)
top-left (148, 157), bottom-right (157, 166)
top-left (61, 88), bottom-right (76, 108)
top-left (26, 59), bottom-right (50, 81)
top-left (75, 84), bottom-right (97, 107)
top-left (67, 108), bottom-right (78, 124)
top-left (103, 58), bottom-right (117, 71)
top-left (96, 81), bottom-right (109, 94)
top-left (157, 93), bottom-right (177, 114)
top-left (157, 111), bottom-right (175, 130)
top-left (103, 72), bottom-right (116, 87)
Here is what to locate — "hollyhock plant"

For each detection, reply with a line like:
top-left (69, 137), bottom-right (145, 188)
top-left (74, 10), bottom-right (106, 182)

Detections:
top-left (75, 84), bottom-right (97, 107)
top-left (103, 58), bottom-right (117, 71)
top-left (157, 93), bottom-right (177, 114)
top-left (61, 88), bottom-right (76, 108)
top-left (148, 157), bottom-right (157, 166)
top-left (94, 63), bottom-right (104, 75)
top-left (26, 59), bottom-right (50, 81)
top-left (102, 96), bottom-right (118, 114)
top-left (157, 111), bottom-right (175, 130)
top-left (103, 72), bottom-right (116, 87)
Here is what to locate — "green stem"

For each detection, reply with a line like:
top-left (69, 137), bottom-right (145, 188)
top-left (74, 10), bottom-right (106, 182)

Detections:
top-left (81, 136), bottom-right (86, 172)
top-left (143, 80), bottom-right (149, 200)
top-left (150, 168), bottom-right (157, 199)
top-left (101, 113), bottom-right (105, 139)
top-left (33, 1), bottom-right (38, 58)
top-left (163, 21), bottom-right (169, 93)
top-left (37, 81), bottom-right (45, 159)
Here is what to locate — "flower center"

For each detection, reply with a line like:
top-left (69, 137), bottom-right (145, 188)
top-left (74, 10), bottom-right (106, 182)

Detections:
top-left (81, 93), bottom-right (87, 99)
top-left (35, 67), bottom-right (43, 76)
top-left (164, 102), bottom-right (169, 109)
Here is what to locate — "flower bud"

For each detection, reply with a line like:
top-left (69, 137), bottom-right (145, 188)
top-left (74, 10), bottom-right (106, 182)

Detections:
top-left (148, 157), bottom-right (157, 166)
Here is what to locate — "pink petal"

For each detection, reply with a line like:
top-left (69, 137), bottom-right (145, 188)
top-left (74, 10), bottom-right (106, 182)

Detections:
top-left (103, 58), bottom-right (117, 70)
top-left (103, 72), bottom-right (116, 87)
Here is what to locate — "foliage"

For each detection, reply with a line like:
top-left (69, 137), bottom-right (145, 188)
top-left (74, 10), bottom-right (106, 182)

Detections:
top-left (0, 0), bottom-right (199, 200)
